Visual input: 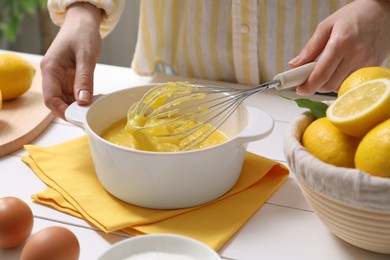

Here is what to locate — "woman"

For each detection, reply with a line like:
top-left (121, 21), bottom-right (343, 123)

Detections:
top-left (41, 0), bottom-right (390, 119)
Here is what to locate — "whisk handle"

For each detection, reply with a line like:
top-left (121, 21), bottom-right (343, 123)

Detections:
top-left (273, 61), bottom-right (317, 90)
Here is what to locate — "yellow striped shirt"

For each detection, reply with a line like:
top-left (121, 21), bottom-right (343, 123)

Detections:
top-left (48, 0), bottom-right (390, 85)
top-left (48, 0), bottom-right (125, 37)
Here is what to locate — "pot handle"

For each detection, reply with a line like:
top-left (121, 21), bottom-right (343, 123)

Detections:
top-left (234, 106), bottom-right (274, 144)
top-left (65, 94), bottom-right (103, 129)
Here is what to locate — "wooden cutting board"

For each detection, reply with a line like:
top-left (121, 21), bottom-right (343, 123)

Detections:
top-left (0, 60), bottom-right (55, 157)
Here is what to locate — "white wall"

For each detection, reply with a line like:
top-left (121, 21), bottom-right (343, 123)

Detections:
top-left (6, 1), bottom-right (140, 68)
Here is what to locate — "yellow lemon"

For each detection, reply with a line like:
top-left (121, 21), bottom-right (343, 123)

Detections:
top-left (355, 119), bottom-right (390, 177)
top-left (326, 78), bottom-right (390, 137)
top-left (302, 117), bottom-right (360, 168)
top-left (338, 67), bottom-right (390, 97)
top-left (0, 54), bottom-right (36, 100)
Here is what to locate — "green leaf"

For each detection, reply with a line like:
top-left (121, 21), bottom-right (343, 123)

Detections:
top-left (0, 0), bottom-right (46, 42)
top-left (281, 95), bottom-right (329, 119)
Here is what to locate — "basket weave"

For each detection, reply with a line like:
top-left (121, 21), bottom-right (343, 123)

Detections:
top-left (284, 113), bottom-right (390, 254)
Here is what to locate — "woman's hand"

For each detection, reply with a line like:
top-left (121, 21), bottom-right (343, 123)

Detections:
top-left (289, 0), bottom-right (390, 95)
top-left (40, 2), bottom-right (103, 119)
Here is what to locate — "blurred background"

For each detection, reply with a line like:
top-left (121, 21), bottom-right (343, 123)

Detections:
top-left (0, 0), bottom-right (140, 68)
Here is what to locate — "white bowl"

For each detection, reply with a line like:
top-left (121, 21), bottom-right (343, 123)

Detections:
top-left (97, 234), bottom-right (221, 260)
top-left (284, 113), bottom-right (390, 254)
top-left (65, 84), bottom-right (274, 209)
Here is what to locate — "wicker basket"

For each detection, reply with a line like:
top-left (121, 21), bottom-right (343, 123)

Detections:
top-left (284, 113), bottom-right (390, 254)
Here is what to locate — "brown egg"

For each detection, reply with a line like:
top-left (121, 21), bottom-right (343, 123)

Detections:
top-left (0, 197), bottom-right (34, 248)
top-left (21, 226), bottom-right (80, 260)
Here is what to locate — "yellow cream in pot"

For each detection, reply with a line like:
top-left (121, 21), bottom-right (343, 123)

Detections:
top-left (101, 82), bottom-right (229, 152)
top-left (100, 118), bottom-right (228, 152)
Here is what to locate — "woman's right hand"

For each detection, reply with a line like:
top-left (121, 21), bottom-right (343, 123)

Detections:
top-left (289, 0), bottom-right (390, 96)
top-left (40, 2), bottom-right (103, 120)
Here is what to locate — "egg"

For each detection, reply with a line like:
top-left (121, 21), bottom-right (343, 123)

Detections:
top-left (0, 197), bottom-right (34, 248)
top-left (20, 226), bottom-right (80, 260)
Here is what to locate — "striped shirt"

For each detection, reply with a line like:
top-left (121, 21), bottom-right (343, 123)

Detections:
top-left (48, 0), bottom-right (390, 85)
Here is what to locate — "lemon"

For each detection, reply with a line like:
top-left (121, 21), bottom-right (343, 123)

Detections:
top-left (302, 117), bottom-right (360, 168)
top-left (0, 54), bottom-right (36, 100)
top-left (326, 78), bottom-right (390, 137)
top-left (338, 67), bottom-right (390, 97)
top-left (355, 119), bottom-right (390, 177)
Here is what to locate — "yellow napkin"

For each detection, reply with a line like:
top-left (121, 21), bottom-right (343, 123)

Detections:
top-left (22, 136), bottom-right (288, 250)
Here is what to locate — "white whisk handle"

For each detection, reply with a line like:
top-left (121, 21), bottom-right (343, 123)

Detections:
top-left (273, 61), bottom-right (317, 90)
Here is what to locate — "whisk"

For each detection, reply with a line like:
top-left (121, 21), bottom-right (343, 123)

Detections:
top-left (127, 62), bottom-right (316, 151)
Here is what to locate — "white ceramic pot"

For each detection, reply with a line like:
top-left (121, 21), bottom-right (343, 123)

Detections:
top-left (65, 85), bottom-right (273, 209)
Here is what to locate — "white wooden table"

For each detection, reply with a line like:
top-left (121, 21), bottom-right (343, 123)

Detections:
top-left (1, 50), bottom-right (388, 260)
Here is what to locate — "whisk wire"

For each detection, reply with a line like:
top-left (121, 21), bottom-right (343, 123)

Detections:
top-left (180, 95), bottom-right (246, 150)
top-left (127, 81), bottom-right (279, 151)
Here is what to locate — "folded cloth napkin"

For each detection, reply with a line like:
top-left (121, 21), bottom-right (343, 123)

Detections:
top-left (22, 136), bottom-right (288, 250)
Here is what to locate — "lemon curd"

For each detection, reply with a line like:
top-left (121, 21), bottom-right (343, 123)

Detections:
top-left (100, 117), bottom-right (228, 152)
top-left (101, 82), bottom-right (229, 152)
